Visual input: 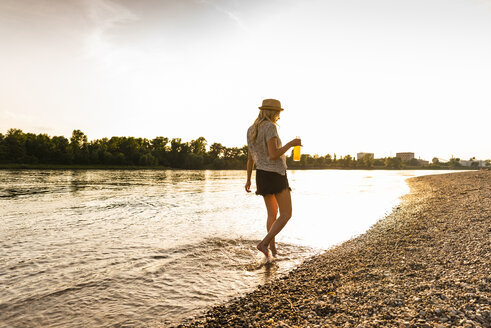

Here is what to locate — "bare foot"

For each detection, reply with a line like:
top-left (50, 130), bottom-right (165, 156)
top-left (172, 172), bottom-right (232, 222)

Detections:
top-left (270, 247), bottom-right (277, 257)
top-left (256, 242), bottom-right (269, 258)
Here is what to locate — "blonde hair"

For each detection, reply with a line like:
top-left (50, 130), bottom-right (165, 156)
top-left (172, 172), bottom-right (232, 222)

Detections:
top-left (251, 109), bottom-right (280, 142)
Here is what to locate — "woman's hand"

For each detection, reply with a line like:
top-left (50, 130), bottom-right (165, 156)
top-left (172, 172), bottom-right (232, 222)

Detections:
top-left (289, 138), bottom-right (302, 147)
top-left (245, 180), bottom-right (252, 193)
top-left (268, 137), bottom-right (303, 161)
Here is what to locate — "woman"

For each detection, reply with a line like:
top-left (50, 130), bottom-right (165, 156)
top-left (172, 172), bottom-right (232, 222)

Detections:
top-left (245, 98), bottom-right (301, 258)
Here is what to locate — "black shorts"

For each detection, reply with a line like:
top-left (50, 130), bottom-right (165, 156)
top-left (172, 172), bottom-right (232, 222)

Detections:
top-left (255, 169), bottom-right (291, 196)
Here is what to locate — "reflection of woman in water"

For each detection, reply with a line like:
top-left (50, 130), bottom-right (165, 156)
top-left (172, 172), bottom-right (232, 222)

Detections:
top-left (245, 99), bottom-right (301, 258)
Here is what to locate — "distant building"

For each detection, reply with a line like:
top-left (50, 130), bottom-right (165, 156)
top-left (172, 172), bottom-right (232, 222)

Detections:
top-left (459, 159), bottom-right (485, 168)
top-left (357, 152), bottom-right (374, 161)
top-left (396, 152), bottom-right (415, 161)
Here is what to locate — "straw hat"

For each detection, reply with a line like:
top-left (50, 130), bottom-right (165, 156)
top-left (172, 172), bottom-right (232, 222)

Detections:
top-left (258, 99), bottom-right (284, 111)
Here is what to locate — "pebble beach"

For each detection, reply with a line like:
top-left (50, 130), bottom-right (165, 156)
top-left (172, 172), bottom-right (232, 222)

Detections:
top-left (174, 171), bottom-right (490, 328)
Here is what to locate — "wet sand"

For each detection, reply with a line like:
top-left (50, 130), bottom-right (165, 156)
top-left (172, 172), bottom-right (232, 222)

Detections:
top-left (174, 171), bottom-right (490, 328)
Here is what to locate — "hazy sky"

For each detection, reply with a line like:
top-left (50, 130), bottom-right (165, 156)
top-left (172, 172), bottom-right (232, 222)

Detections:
top-left (1, 0), bottom-right (490, 160)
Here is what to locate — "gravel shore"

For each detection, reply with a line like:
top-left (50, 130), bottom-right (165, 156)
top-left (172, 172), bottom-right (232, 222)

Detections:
top-left (174, 171), bottom-right (491, 328)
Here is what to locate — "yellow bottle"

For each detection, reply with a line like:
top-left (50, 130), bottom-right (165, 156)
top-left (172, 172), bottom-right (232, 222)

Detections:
top-left (293, 136), bottom-right (301, 161)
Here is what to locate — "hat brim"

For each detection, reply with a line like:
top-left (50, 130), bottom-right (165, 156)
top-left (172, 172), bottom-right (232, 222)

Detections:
top-left (258, 106), bottom-right (284, 111)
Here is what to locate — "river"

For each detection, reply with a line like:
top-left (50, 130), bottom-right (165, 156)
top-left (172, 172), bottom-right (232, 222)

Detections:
top-left (0, 169), bottom-right (458, 327)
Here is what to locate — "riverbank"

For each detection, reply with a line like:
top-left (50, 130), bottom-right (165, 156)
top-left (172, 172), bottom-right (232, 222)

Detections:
top-left (174, 171), bottom-right (490, 327)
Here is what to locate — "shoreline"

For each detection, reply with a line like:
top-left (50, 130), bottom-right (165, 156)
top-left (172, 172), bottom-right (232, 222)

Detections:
top-left (174, 171), bottom-right (490, 327)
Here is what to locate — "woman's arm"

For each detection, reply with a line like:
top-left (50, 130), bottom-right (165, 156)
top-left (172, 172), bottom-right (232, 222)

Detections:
top-left (245, 151), bottom-right (254, 192)
top-left (267, 137), bottom-right (302, 161)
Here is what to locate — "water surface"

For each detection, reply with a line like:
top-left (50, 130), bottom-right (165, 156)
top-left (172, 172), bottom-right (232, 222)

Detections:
top-left (0, 169), bottom-right (457, 327)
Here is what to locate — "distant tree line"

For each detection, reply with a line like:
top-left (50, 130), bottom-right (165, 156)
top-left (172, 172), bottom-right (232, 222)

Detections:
top-left (429, 156), bottom-right (490, 169)
top-left (286, 153), bottom-right (397, 169)
top-left (0, 129), bottom-right (484, 170)
top-left (287, 153), bottom-right (487, 169)
top-left (286, 153), bottom-right (469, 169)
top-left (0, 129), bottom-right (246, 169)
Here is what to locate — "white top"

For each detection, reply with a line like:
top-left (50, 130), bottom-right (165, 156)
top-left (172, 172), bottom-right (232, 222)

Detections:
top-left (247, 121), bottom-right (287, 175)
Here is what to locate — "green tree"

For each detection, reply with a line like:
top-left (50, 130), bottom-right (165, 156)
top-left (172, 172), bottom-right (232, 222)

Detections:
top-left (5, 129), bottom-right (26, 163)
top-left (151, 137), bottom-right (169, 166)
top-left (406, 158), bottom-right (420, 167)
top-left (169, 138), bottom-right (190, 168)
top-left (70, 130), bottom-right (89, 163)
top-left (385, 157), bottom-right (402, 169)
top-left (51, 136), bottom-right (71, 163)
top-left (151, 137), bottom-right (169, 152)
top-left (170, 138), bottom-right (184, 153)
top-left (139, 153), bottom-right (158, 166)
top-left (324, 154), bottom-right (332, 165)
top-left (315, 155), bottom-right (326, 166)
top-left (183, 153), bottom-right (204, 169)
top-left (70, 129), bottom-right (87, 149)
top-left (209, 143), bottom-right (225, 159)
top-left (448, 157), bottom-right (461, 168)
top-left (373, 158), bottom-right (385, 167)
top-left (362, 154), bottom-right (374, 168)
top-left (0, 133), bottom-right (7, 162)
top-left (119, 137), bottom-right (140, 165)
top-left (24, 133), bottom-right (40, 163)
top-left (190, 137), bottom-right (207, 155)
top-left (34, 134), bottom-right (52, 163)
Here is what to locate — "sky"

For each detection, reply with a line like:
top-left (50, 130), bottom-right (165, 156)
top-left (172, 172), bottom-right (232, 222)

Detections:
top-left (0, 0), bottom-right (490, 161)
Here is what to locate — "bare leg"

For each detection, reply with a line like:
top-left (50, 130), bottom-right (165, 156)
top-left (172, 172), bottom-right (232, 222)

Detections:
top-left (263, 194), bottom-right (278, 256)
top-left (257, 188), bottom-right (292, 257)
